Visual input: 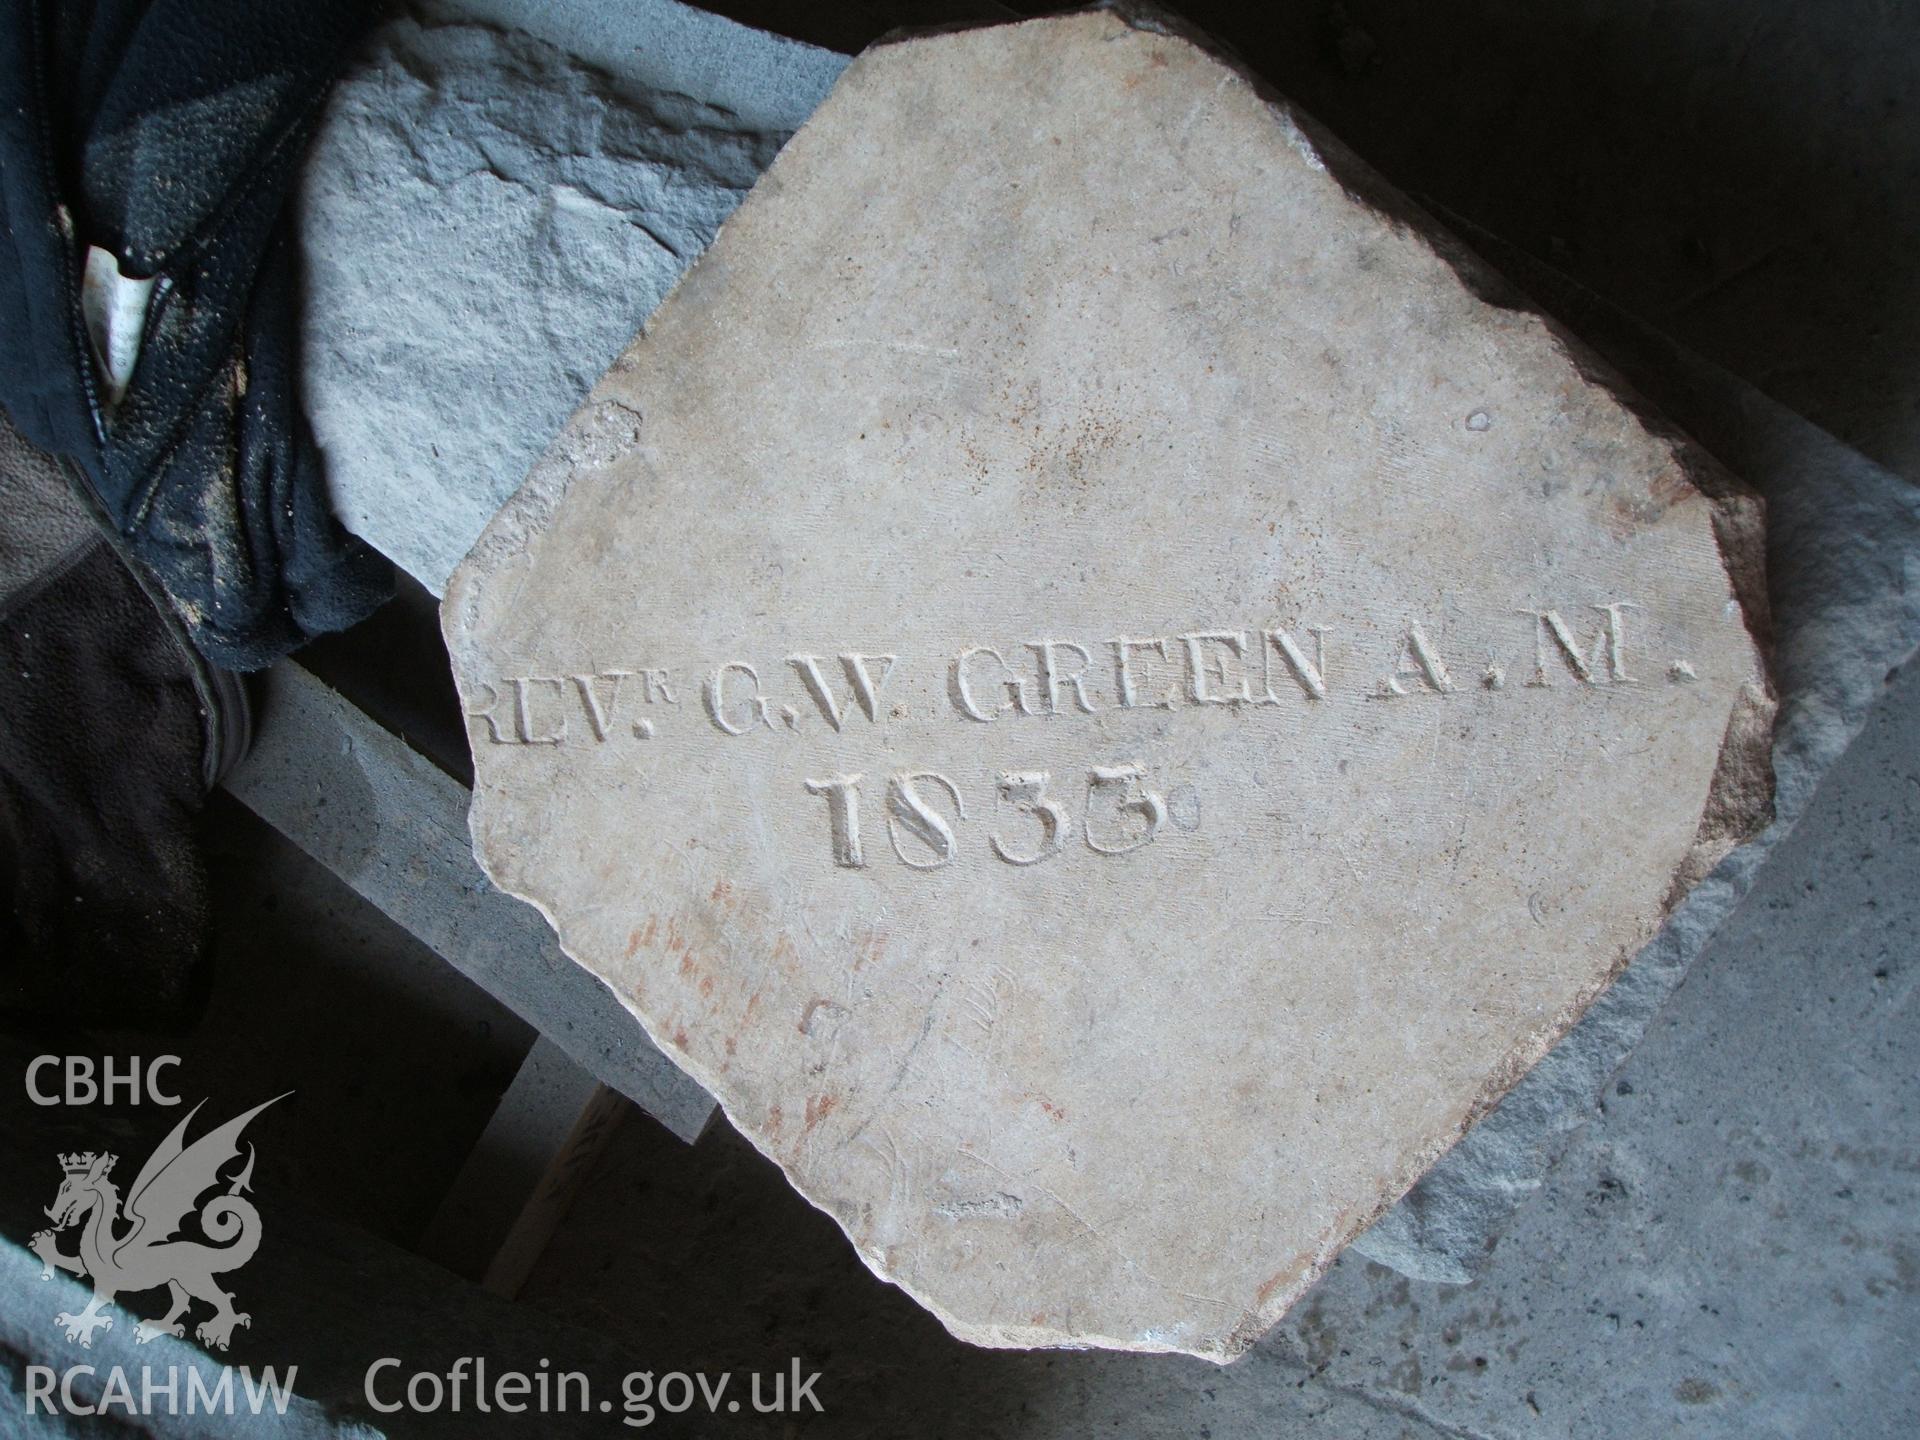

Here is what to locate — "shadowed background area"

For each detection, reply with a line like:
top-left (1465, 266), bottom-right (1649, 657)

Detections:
top-left (706, 0), bottom-right (1920, 483)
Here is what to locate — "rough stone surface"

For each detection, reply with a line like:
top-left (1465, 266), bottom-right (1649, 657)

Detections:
top-left (522, 642), bottom-right (1920, 1435)
top-left (1348, 248), bottom-right (1920, 1280)
top-left (299, 8), bottom-right (844, 593)
top-left (444, 11), bottom-right (1773, 1360)
top-left (292, 0), bottom-right (1920, 1294)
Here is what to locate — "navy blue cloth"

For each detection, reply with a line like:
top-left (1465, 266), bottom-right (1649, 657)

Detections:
top-left (0, 0), bottom-right (390, 670)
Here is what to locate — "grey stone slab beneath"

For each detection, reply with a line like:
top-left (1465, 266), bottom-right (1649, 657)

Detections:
top-left (1352, 259), bottom-right (1920, 1280)
top-left (301, 4), bottom-right (845, 593)
top-left (417, 0), bottom-right (843, 134)
top-left (1263, 646), bottom-right (1920, 1438)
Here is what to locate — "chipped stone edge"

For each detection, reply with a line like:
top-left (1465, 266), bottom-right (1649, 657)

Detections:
top-left (442, 6), bottom-right (1779, 1366)
top-left (882, 3), bottom-right (1779, 1362)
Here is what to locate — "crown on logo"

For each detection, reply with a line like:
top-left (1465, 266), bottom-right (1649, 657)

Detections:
top-left (58, 1152), bottom-right (100, 1176)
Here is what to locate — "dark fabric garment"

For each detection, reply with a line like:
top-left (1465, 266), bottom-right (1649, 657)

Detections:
top-left (0, 0), bottom-right (391, 672)
top-left (1, 416), bottom-right (213, 1024)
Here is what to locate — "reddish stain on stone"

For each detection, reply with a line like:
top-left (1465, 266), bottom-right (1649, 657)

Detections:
top-left (804, 1093), bottom-right (840, 1132)
top-left (1255, 1257), bottom-right (1311, 1309)
top-left (853, 931), bottom-right (888, 971)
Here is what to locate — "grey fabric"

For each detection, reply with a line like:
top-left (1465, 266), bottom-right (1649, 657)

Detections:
top-left (0, 410), bottom-right (213, 1023)
top-left (0, 427), bottom-right (92, 613)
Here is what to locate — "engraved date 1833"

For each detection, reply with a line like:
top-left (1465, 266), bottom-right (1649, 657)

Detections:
top-left (804, 765), bottom-right (1166, 871)
top-left (466, 603), bottom-right (1685, 873)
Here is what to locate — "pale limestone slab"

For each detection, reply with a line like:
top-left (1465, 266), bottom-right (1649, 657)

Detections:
top-left (442, 8), bottom-right (1772, 1361)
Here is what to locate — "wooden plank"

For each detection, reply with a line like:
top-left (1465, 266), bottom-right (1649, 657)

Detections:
top-left (417, 1036), bottom-right (629, 1297)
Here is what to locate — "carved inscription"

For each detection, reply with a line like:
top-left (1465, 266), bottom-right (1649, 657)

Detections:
top-left (802, 765), bottom-right (1170, 870)
top-left (464, 603), bottom-right (1685, 868)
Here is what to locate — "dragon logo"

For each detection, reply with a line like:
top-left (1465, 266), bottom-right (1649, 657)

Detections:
top-left (29, 1094), bottom-right (287, 1350)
